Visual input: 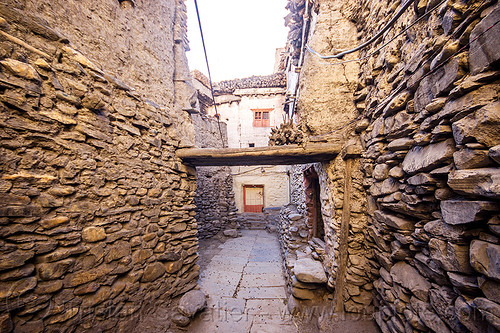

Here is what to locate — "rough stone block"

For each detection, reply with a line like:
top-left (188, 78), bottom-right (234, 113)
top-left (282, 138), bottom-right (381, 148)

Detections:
top-left (0, 277), bottom-right (37, 299)
top-left (165, 260), bottom-right (182, 274)
top-left (0, 313), bottom-right (13, 333)
top-left (470, 240), bottom-right (500, 281)
top-left (387, 138), bottom-right (415, 151)
top-left (454, 148), bottom-right (493, 169)
top-left (37, 259), bottom-right (75, 281)
top-left (424, 219), bottom-right (479, 242)
top-left (171, 312), bottom-right (190, 327)
top-left (490, 145), bottom-right (500, 164)
top-left (373, 210), bottom-right (415, 230)
top-left (473, 297), bottom-right (500, 331)
top-left (0, 58), bottom-right (41, 81)
top-left (292, 286), bottom-right (318, 300)
top-left (478, 277), bottom-right (500, 302)
top-left (0, 251), bottom-right (35, 271)
top-left (293, 258), bottom-right (327, 283)
top-left (455, 296), bottom-right (490, 333)
top-left (411, 297), bottom-right (451, 333)
top-left (429, 53), bottom-right (466, 97)
top-left (223, 229), bottom-right (238, 237)
top-left (407, 173), bottom-right (435, 185)
top-left (447, 272), bottom-right (480, 294)
top-left (82, 227), bottom-right (106, 242)
top-left (430, 286), bottom-right (467, 333)
top-left (429, 238), bottom-right (474, 274)
top-left (440, 200), bottom-right (499, 225)
top-left (369, 178), bottom-right (400, 197)
top-left (452, 101), bottom-right (500, 147)
top-left (402, 139), bottom-right (455, 174)
top-left (141, 262), bottom-right (166, 282)
top-left (414, 76), bottom-right (434, 113)
top-left (39, 216), bottom-right (69, 229)
top-left (35, 280), bottom-right (64, 295)
top-left (470, 6), bottom-right (500, 74)
top-left (448, 168), bottom-right (500, 199)
top-left (63, 265), bottom-right (112, 287)
top-left (177, 289), bottom-right (206, 318)
top-left (390, 262), bottom-right (431, 301)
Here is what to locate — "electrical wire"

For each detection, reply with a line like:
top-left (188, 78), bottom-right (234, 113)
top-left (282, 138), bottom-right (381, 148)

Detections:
top-left (311, 0), bottom-right (449, 67)
top-left (306, 0), bottom-right (417, 59)
top-left (231, 165), bottom-right (286, 176)
top-left (193, 0), bottom-right (226, 148)
top-left (310, 15), bottom-right (500, 139)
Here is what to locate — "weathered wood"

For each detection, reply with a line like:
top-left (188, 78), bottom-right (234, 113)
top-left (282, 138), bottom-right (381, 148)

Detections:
top-left (334, 158), bottom-right (353, 313)
top-left (177, 143), bottom-right (342, 166)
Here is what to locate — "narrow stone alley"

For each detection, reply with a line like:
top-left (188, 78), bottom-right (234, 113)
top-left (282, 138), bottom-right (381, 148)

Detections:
top-left (189, 230), bottom-right (298, 332)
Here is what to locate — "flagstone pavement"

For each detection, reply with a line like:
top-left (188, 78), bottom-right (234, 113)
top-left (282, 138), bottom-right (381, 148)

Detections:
top-left (188, 229), bottom-right (298, 333)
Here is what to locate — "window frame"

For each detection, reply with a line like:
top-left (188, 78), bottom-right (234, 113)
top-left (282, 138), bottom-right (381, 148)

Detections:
top-left (252, 108), bottom-right (273, 127)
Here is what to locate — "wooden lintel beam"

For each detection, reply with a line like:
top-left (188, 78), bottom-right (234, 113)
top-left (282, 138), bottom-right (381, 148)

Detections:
top-left (176, 143), bottom-right (342, 166)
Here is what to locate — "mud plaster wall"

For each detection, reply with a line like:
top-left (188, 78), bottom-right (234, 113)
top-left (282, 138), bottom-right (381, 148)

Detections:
top-left (285, 0), bottom-right (500, 330)
top-left (295, 0), bottom-right (360, 136)
top-left (0, 1), bottom-right (200, 332)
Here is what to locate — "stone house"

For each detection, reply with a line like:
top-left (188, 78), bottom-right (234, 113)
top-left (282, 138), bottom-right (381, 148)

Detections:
top-left (275, 0), bottom-right (500, 331)
top-left (0, 0), bottom-right (499, 332)
top-left (0, 0), bottom-right (209, 331)
top-left (200, 70), bottom-right (292, 215)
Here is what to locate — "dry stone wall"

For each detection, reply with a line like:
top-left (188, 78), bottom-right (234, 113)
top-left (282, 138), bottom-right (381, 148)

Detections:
top-left (278, 160), bottom-right (375, 314)
top-left (0, 1), bottom-right (199, 332)
top-left (282, 0), bottom-right (500, 330)
top-left (351, 0), bottom-right (500, 331)
top-left (192, 113), bottom-right (238, 239)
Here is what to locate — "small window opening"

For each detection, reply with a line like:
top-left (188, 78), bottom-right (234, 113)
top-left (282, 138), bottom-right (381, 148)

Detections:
top-left (252, 108), bottom-right (272, 127)
top-left (249, 143), bottom-right (255, 147)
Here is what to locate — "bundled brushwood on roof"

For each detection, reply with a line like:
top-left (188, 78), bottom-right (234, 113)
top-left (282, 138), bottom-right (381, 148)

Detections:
top-left (214, 72), bottom-right (286, 94)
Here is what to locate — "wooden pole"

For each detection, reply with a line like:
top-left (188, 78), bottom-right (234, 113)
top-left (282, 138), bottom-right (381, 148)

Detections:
top-left (334, 158), bottom-right (353, 313)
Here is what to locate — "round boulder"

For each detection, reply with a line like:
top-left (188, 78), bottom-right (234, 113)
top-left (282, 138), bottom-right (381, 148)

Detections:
top-left (178, 290), bottom-right (207, 318)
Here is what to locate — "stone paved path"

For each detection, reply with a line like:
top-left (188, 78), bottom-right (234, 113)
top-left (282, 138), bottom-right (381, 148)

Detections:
top-left (189, 229), bottom-right (298, 333)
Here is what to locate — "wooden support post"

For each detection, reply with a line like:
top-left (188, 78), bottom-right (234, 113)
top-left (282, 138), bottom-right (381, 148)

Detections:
top-left (333, 158), bottom-right (353, 313)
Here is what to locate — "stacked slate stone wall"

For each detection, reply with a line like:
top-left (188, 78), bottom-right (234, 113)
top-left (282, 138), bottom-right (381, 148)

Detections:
top-left (278, 160), bottom-right (375, 312)
top-left (281, 0), bottom-right (500, 330)
top-left (350, 0), bottom-right (500, 331)
top-left (192, 113), bottom-right (238, 239)
top-left (0, 1), bottom-right (200, 332)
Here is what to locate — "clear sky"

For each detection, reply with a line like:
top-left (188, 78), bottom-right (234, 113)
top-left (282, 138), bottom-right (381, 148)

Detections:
top-left (185, 0), bottom-right (289, 82)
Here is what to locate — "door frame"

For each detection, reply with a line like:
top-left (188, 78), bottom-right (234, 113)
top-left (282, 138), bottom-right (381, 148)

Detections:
top-left (243, 184), bottom-right (265, 213)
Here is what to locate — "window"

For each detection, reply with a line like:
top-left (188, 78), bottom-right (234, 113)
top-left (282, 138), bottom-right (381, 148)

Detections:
top-left (248, 143), bottom-right (255, 147)
top-left (252, 108), bottom-right (273, 127)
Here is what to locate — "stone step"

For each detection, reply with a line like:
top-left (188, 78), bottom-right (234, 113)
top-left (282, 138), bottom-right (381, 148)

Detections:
top-left (245, 221), bottom-right (267, 230)
top-left (238, 213), bottom-right (266, 222)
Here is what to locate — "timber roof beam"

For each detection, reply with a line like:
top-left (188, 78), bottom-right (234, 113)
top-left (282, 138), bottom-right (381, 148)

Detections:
top-left (176, 143), bottom-right (342, 166)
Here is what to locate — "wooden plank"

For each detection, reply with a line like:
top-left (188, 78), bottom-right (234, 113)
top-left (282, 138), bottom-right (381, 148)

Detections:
top-left (334, 158), bottom-right (352, 313)
top-left (176, 143), bottom-right (342, 166)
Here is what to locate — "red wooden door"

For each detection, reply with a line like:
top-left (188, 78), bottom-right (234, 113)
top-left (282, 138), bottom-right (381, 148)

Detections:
top-left (243, 185), bottom-right (264, 213)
